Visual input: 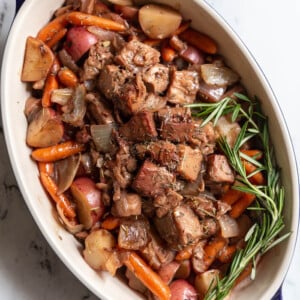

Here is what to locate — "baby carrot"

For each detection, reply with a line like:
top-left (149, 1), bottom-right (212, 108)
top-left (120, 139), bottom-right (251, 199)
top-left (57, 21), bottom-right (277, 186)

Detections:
top-left (124, 252), bottom-right (171, 300)
top-left (58, 67), bottom-right (79, 87)
top-left (161, 40), bottom-right (177, 63)
top-left (143, 38), bottom-right (161, 47)
top-left (229, 193), bottom-right (256, 219)
top-left (173, 20), bottom-right (191, 36)
top-left (31, 141), bottom-right (85, 162)
top-left (217, 244), bottom-right (237, 264)
top-left (66, 11), bottom-right (126, 31)
top-left (240, 149), bottom-right (263, 160)
top-left (101, 215), bottom-right (120, 230)
top-left (175, 244), bottom-right (194, 261)
top-left (38, 162), bottom-right (54, 176)
top-left (42, 71), bottom-right (59, 108)
top-left (46, 28), bottom-right (68, 48)
top-left (180, 28), bottom-right (217, 54)
top-left (201, 237), bottom-right (227, 272)
top-left (220, 188), bottom-right (243, 205)
top-left (234, 262), bottom-right (252, 286)
top-left (40, 171), bottom-right (76, 218)
top-left (37, 13), bottom-right (68, 43)
top-left (243, 160), bottom-right (265, 185)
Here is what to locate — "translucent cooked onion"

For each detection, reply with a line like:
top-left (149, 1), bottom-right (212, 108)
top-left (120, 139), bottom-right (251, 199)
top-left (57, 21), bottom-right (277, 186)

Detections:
top-left (56, 154), bottom-right (81, 194)
top-left (90, 123), bottom-right (117, 153)
top-left (218, 214), bottom-right (240, 238)
top-left (51, 88), bottom-right (73, 105)
top-left (200, 64), bottom-right (239, 87)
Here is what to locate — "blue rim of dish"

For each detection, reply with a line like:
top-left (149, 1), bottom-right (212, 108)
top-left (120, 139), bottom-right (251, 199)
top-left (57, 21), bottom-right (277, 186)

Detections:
top-left (203, 1), bottom-right (300, 300)
top-left (13, 0), bottom-right (300, 299)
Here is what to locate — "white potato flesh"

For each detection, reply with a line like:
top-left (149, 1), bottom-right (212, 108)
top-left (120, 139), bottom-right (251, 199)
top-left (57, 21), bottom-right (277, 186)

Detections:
top-left (194, 269), bottom-right (220, 297)
top-left (139, 4), bottom-right (182, 39)
top-left (107, 0), bottom-right (133, 5)
top-left (21, 36), bottom-right (54, 82)
top-left (26, 108), bottom-right (64, 148)
top-left (83, 229), bottom-right (116, 270)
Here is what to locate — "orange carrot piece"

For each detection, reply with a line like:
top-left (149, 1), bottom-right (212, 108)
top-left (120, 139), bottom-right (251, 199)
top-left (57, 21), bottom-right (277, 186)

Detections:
top-left (234, 262), bottom-right (252, 286)
top-left (101, 215), bottom-right (120, 230)
top-left (66, 11), bottom-right (126, 31)
top-left (180, 28), bottom-right (217, 54)
top-left (38, 162), bottom-right (54, 176)
top-left (202, 237), bottom-right (227, 271)
top-left (124, 252), bottom-right (171, 300)
top-left (40, 171), bottom-right (76, 218)
top-left (229, 193), bottom-right (256, 219)
top-left (46, 28), bottom-right (68, 48)
top-left (243, 160), bottom-right (265, 185)
top-left (217, 244), bottom-right (237, 264)
top-left (31, 141), bottom-right (85, 162)
top-left (58, 67), bottom-right (79, 87)
top-left (175, 244), bottom-right (194, 261)
top-left (220, 188), bottom-right (243, 205)
top-left (37, 14), bottom-right (68, 43)
top-left (143, 38), bottom-right (162, 47)
top-left (173, 20), bottom-right (191, 36)
top-left (161, 41), bottom-right (177, 63)
top-left (42, 71), bottom-right (59, 108)
top-left (240, 149), bottom-right (263, 160)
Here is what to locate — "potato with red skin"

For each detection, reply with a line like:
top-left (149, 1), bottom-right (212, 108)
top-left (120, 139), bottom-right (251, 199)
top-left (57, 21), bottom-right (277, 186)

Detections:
top-left (26, 107), bottom-right (64, 148)
top-left (71, 177), bottom-right (105, 229)
top-left (64, 26), bottom-right (98, 62)
top-left (170, 280), bottom-right (198, 300)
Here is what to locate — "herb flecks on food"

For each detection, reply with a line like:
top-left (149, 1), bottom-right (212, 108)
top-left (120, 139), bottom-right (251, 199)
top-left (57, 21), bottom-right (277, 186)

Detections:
top-left (187, 93), bottom-right (290, 300)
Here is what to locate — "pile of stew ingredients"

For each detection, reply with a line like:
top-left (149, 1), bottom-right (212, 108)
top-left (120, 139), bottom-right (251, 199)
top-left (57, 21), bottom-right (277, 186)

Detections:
top-left (21, 0), bottom-right (287, 299)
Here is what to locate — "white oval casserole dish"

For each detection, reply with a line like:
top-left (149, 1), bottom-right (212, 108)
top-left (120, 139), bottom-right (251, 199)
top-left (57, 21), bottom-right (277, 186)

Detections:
top-left (1, 0), bottom-right (299, 299)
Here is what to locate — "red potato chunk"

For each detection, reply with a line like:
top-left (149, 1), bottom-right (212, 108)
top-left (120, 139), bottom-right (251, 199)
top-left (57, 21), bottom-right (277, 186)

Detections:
top-left (170, 279), bottom-right (198, 300)
top-left (71, 177), bottom-right (104, 229)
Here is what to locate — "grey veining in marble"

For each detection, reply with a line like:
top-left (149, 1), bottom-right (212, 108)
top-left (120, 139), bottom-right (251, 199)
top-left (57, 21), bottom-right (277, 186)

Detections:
top-left (1, 1), bottom-right (300, 300)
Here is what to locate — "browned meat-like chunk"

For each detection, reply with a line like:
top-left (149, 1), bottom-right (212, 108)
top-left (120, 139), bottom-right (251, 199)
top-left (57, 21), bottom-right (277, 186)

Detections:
top-left (141, 93), bottom-right (167, 112)
top-left (119, 111), bottom-right (158, 142)
top-left (115, 40), bottom-right (160, 72)
top-left (191, 240), bottom-right (206, 273)
top-left (201, 218), bottom-right (219, 238)
top-left (192, 121), bottom-right (216, 155)
top-left (135, 140), bottom-right (178, 170)
top-left (177, 144), bottom-right (203, 181)
top-left (112, 192), bottom-right (142, 217)
top-left (186, 196), bottom-right (216, 219)
top-left (160, 121), bottom-right (195, 143)
top-left (157, 106), bottom-right (191, 122)
top-left (118, 217), bottom-right (150, 250)
top-left (86, 93), bottom-right (115, 124)
top-left (206, 154), bottom-right (235, 183)
top-left (154, 204), bottom-right (202, 249)
top-left (157, 107), bottom-right (195, 143)
top-left (98, 64), bottom-right (129, 100)
top-left (167, 70), bottom-right (199, 104)
top-left (142, 64), bottom-right (169, 94)
top-left (81, 42), bottom-right (113, 81)
top-left (132, 160), bottom-right (175, 197)
top-left (154, 190), bottom-right (183, 218)
top-left (140, 229), bottom-right (175, 270)
top-left (115, 73), bottom-right (147, 116)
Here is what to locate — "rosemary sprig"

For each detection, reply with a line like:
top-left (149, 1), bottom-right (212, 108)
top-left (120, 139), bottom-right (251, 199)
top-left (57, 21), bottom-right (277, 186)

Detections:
top-left (187, 93), bottom-right (290, 300)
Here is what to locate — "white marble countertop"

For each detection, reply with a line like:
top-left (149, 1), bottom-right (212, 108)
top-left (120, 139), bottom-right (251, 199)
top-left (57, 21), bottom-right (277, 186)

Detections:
top-left (0, 0), bottom-right (299, 299)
